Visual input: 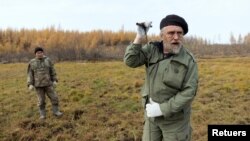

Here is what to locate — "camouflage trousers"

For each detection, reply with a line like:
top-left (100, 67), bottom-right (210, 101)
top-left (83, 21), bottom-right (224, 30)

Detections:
top-left (35, 86), bottom-right (59, 112)
top-left (142, 116), bottom-right (192, 141)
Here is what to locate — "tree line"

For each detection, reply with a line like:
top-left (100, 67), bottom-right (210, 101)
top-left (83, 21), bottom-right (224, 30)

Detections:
top-left (0, 27), bottom-right (250, 63)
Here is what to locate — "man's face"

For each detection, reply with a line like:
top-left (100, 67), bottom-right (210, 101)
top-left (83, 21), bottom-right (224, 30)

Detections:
top-left (160, 25), bottom-right (184, 54)
top-left (35, 51), bottom-right (44, 59)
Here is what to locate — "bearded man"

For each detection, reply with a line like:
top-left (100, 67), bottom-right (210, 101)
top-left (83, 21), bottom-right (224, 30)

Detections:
top-left (124, 14), bottom-right (199, 141)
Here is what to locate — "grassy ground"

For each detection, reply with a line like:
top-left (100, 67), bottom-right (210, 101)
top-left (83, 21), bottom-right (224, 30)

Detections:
top-left (0, 57), bottom-right (249, 141)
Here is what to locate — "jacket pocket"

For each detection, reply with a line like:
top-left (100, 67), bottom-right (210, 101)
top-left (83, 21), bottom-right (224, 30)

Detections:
top-left (165, 109), bottom-right (184, 121)
top-left (176, 126), bottom-right (192, 141)
top-left (162, 61), bottom-right (187, 90)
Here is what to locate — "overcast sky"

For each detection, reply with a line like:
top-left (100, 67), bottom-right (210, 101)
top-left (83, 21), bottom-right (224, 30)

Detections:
top-left (1, 0), bottom-right (249, 44)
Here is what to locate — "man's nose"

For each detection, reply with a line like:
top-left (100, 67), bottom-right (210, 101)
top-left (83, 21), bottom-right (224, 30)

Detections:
top-left (173, 33), bottom-right (179, 39)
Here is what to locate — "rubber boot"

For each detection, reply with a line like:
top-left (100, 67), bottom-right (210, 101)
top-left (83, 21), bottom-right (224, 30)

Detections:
top-left (52, 106), bottom-right (63, 117)
top-left (39, 109), bottom-right (46, 119)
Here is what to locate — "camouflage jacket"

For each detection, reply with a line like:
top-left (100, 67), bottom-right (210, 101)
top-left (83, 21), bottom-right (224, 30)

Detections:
top-left (27, 56), bottom-right (58, 87)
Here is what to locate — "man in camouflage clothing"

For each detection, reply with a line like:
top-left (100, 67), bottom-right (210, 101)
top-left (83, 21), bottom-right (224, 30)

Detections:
top-left (124, 14), bottom-right (199, 141)
top-left (27, 46), bottom-right (63, 119)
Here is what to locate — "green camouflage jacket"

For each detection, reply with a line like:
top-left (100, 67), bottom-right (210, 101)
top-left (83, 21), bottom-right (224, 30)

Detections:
top-left (27, 56), bottom-right (58, 87)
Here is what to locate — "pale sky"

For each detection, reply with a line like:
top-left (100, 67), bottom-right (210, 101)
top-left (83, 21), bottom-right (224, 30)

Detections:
top-left (1, 0), bottom-right (249, 44)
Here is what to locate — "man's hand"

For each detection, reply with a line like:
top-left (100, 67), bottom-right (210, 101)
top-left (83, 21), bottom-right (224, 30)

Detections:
top-left (53, 81), bottom-right (58, 88)
top-left (28, 85), bottom-right (34, 91)
top-left (146, 98), bottom-right (163, 117)
top-left (136, 21), bottom-right (152, 39)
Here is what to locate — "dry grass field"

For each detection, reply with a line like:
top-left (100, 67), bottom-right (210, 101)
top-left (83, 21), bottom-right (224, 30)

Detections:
top-left (0, 57), bottom-right (249, 141)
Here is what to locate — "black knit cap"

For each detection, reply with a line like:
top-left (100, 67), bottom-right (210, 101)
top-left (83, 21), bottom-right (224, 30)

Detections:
top-left (34, 46), bottom-right (44, 54)
top-left (160, 14), bottom-right (188, 35)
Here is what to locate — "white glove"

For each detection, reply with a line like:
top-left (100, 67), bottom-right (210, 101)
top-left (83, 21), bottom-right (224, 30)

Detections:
top-left (146, 98), bottom-right (163, 117)
top-left (53, 81), bottom-right (58, 87)
top-left (136, 21), bottom-right (152, 38)
top-left (28, 85), bottom-right (34, 91)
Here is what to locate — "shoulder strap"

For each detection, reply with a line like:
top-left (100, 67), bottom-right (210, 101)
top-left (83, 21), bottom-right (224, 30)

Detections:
top-left (145, 41), bottom-right (165, 67)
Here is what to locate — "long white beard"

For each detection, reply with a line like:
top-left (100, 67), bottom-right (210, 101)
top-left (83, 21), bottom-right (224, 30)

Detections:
top-left (163, 43), bottom-right (182, 54)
